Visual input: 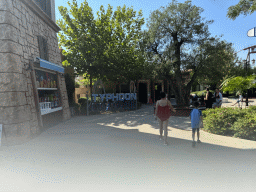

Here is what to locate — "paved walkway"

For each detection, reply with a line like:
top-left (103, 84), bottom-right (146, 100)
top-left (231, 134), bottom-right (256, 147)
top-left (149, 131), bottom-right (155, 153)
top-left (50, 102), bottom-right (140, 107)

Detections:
top-left (0, 102), bottom-right (256, 192)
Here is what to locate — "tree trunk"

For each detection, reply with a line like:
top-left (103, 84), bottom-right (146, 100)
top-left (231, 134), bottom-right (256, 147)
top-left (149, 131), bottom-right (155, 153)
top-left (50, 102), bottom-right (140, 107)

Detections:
top-left (90, 75), bottom-right (92, 101)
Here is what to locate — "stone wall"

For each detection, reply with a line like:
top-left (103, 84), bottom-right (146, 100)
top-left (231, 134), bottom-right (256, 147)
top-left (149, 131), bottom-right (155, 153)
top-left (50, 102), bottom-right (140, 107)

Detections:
top-left (0, 0), bottom-right (70, 146)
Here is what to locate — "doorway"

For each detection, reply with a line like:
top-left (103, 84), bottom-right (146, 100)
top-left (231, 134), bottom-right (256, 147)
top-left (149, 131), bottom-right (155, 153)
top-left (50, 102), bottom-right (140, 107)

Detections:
top-left (154, 83), bottom-right (162, 102)
top-left (139, 83), bottom-right (147, 103)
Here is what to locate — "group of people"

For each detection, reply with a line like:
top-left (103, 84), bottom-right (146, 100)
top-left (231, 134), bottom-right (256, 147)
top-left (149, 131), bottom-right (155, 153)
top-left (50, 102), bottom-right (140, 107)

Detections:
top-left (198, 88), bottom-right (223, 109)
top-left (154, 88), bottom-right (223, 147)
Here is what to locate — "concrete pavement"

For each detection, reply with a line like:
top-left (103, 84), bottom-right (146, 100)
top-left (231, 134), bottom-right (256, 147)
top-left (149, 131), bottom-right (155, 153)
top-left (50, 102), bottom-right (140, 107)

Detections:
top-left (0, 104), bottom-right (256, 192)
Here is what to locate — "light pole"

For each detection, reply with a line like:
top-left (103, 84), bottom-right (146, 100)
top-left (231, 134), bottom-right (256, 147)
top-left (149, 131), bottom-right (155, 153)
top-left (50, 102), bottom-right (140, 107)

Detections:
top-left (243, 59), bottom-right (249, 106)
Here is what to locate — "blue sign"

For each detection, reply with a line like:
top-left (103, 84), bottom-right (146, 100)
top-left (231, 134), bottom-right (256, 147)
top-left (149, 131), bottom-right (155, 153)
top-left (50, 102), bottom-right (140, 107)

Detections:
top-left (91, 93), bottom-right (137, 102)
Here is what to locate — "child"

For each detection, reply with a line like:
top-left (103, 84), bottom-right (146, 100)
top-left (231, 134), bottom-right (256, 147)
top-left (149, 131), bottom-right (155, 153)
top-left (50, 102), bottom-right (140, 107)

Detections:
top-left (189, 101), bottom-right (203, 147)
top-left (231, 92), bottom-right (243, 109)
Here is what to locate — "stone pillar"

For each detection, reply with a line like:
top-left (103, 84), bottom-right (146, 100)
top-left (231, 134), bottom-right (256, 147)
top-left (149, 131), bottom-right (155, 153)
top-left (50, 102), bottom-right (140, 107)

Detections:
top-left (0, 0), bottom-right (39, 145)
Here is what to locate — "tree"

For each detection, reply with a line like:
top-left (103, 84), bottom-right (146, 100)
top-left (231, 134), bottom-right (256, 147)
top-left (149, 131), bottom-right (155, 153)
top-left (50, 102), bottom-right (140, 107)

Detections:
top-left (226, 0), bottom-right (256, 20)
top-left (57, 0), bottom-right (148, 95)
top-left (143, 0), bottom-right (214, 106)
top-left (194, 37), bottom-right (238, 90)
top-left (64, 73), bottom-right (75, 105)
top-left (220, 75), bottom-right (256, 95)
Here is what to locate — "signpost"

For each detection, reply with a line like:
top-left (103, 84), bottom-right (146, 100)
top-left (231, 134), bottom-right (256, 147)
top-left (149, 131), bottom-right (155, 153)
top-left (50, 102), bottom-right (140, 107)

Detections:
top-left (248, 27), bottom-right (256, 37)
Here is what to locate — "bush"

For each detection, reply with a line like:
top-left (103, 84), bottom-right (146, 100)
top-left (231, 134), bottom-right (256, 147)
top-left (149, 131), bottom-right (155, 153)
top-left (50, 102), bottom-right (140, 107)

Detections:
top-left (202, 106), bottom-right (256, 140)
top-left (191, 90), bottom-right (214, 97)
top-left (233, 112), bottom-right (256, 140)
top-left (78, 97), bottom-right (107, 104)
top-left (78, 97), bottom-right (87, 105)
top-left (75, 82), bottom-right (80, 88)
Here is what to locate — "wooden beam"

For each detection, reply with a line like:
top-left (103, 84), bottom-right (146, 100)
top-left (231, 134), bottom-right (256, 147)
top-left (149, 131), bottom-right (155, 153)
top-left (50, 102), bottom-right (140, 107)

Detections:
top-left (30, 60), bottom-right (44, 130)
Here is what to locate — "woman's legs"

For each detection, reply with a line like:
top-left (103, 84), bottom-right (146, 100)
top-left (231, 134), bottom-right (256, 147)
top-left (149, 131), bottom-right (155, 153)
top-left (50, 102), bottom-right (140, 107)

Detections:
top-left (163, 119), bottom-right (169, 144)
top-left (159, 119), bottom-right (163, 139)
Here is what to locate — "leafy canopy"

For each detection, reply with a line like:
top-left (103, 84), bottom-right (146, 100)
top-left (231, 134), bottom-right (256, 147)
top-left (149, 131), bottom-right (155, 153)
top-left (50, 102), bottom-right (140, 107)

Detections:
top-left (227, 0), bottom-right (256, 20)
top-left (57, 0), bottom-right (149, 84)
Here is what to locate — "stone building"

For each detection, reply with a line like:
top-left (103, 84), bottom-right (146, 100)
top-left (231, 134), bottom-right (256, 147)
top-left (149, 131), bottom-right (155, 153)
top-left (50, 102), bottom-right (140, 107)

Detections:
top-left (0, 0), bottom-right (71, 145)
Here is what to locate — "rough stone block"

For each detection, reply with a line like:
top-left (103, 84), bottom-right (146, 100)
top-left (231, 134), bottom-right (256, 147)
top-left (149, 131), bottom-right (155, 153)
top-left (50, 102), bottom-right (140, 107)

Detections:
top-left (30, 112), bottom-right (37, 122)
top-left (0, 40), bottom-right (23, 56)
top-left (24, 53), bottom-right (29, 60)
top-left (15, 0), bottom-right (21, 10)
top-left (0, 107), bottom-right (3, 122)
top-left (18, 36), bottom-right (26, 46)
top-left (0, 0), bottom-right (14, 12)
top-left (13, 7), bottom-right (21, 20)
top-left (21, 13), bottom-right (27, 27)
top-left (27, 23), bottom-right (33, 36)
top-left (3, 105), bottom-right (30, 124)
top-left (0, 92), bottom-right (27, 107)
top-left (0, 53), bottom-right (23, 73)
top-left (0, 24), bottom-right (19, 43)
top-left (20, 25), bottom-right (26, 38)
top-left (0, 73), bottom-right (27, 92)
top-left (0, 10), bottom-right (19, 29)
top-left (29, 121), bottom-right (38, 132)
top-left (27, 34), bottom-right (34, 45)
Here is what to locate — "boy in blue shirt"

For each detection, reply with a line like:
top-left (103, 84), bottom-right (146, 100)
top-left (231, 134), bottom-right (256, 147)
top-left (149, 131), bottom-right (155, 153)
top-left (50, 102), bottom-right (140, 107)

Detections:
top-left (189, 101), bottom-right (203, 147)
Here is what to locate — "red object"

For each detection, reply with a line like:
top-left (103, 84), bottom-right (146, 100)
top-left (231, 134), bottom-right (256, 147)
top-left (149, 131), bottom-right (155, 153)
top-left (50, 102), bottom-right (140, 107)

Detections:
top-left (156, 105), bottom-right (171, 121)
top-left (149, 98), bottom-right (153, 104)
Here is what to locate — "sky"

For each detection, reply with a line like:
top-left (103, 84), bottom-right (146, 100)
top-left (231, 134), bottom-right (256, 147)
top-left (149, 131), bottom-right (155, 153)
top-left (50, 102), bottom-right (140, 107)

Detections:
top-left (55, 0), bottom-right (256, 67)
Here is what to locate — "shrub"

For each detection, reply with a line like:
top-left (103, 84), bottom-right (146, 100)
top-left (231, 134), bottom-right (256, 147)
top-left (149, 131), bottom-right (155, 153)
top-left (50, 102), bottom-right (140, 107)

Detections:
top-left (191, 90), bottom-right (214, 97)
top-left (202, 106), bottom-right (256, 140)
top-left (75, 82), bottom-right (80, 88)
top-left (78, 97), bottom-right (87, 105)
top-left (202, 107), bottom-right (245, 136)
top-left (233, 112), bottom-right (256, 140)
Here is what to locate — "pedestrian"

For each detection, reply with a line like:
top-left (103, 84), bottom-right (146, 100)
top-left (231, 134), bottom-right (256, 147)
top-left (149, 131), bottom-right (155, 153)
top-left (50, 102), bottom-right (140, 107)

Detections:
top-left (213, 88), bottom-right (223, 108)
top-left (154, 92), bottom-right (176, 146)
top-left (231, 92), bottom-right (243, 108)
top-left (189, 101), bottom-right (203, 147)
top-left (204, 87), bottom-right (213, 108)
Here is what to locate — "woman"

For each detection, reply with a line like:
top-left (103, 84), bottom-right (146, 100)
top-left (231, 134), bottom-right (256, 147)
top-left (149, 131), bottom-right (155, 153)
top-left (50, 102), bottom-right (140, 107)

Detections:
top-left (204, 88), bottom-right (213, 108)
top-left (154, 92), bottom-right (176, 145)
top-left (213, 88), bottom-right (223, 108)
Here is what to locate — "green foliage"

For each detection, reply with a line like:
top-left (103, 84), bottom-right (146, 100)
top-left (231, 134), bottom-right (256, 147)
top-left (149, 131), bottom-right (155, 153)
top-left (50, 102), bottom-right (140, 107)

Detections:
top-left (75, 82), bottom-right (80, 88)
top-left (191, 90), bottom-right (214, 97)
top-left (220, 75), bottom-right (256, 95)
top-left (78, 97), bottom-right (106, 104)
top-left (194, 37), bottom-right (238, 87)
top-left (227, 0), bottom-right (256, 20)
top-left (64, 73), bottom-right (75, 105)
top-left (233, 111), bottom-right (256, 140)
top-left (142, 0), bottom-right (217, 106)
top-left (202, 106), bottom-right (256, 140)
top-left (57, 0), bottom-right (148, 83)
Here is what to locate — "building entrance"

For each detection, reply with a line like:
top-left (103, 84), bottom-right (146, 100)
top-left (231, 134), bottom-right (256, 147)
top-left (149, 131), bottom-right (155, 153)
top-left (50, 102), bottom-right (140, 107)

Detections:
top-left (154, 83), bottom-right (162, 102)
top-left (139, 83), bottom-right (147, 103)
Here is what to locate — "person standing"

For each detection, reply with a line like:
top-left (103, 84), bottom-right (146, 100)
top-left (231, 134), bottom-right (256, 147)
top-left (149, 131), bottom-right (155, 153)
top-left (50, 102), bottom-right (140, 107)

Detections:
top-left (154, 92), bottom-right (176, 146)
top-left (204, 88), bottom-right (213, 108)
top-left (213, 88), bottom-right (223, 108)
top-left (231, 92), bottom-right (243, 109)
top-left (189, 101), bottom-right (203, 147)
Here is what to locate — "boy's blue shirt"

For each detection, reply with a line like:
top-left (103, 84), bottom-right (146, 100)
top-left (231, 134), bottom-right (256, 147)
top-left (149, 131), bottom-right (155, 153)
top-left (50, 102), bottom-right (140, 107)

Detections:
top-left (189, 108), bottom-right (202, 128)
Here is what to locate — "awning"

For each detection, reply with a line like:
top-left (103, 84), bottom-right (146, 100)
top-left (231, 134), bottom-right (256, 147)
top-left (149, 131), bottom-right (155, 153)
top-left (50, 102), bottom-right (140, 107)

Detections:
top-left (36, 57), bottom-right (65, 73)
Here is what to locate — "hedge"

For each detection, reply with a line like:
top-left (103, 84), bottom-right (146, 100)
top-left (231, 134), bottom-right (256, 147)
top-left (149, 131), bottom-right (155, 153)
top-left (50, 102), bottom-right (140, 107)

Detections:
top-left (202, 106), bottom-right (256, 141)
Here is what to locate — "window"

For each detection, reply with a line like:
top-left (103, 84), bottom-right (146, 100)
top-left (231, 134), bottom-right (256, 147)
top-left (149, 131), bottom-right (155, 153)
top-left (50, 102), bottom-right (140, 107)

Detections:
top-left (34, 0), bottom-right (51, 18)
top-left (38, 36), bottom-right (49, 61)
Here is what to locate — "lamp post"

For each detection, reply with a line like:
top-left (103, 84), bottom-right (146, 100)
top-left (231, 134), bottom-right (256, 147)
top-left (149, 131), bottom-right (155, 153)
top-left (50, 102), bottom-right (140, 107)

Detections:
top-left (243, 59), bottom-right (249, 106)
